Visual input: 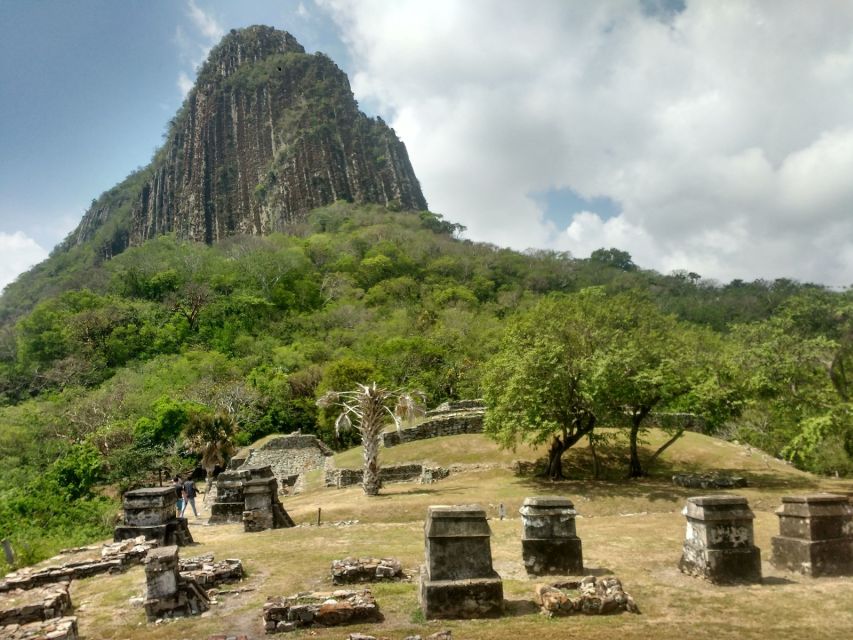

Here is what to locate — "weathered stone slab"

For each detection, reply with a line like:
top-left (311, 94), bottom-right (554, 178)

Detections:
top-left (115, 486), bottom-right (193, 546)
top-left (241, 476), bottom-right (295, 533)
top-left (419, 505), bottom-right (503, 619)
top-left (679, 495), bottom-right (761, 584)
top-left (262, 589), bottom-right (381, 634)
top-left (771, 494), bottom-right (853, 577)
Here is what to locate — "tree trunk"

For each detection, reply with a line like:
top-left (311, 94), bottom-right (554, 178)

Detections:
top-left (646, 428), bottom-right (685, 471)
top-left (588, 432), bottom-right (600, 480)
top-left (361, 394), bottom-right (385, 496)
top-left (547, 436), bottom-right (567, 480)
top-left (628, 407), bottom-right (653, 478)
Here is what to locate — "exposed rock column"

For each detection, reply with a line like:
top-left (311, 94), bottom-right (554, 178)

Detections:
top-left (678, 495), bottom-right (762, 584)
top-left (418, 505), bottom-right (503, 619)
top-left (771, 494), bottom-right (853, 577)
top-left (520, 497), bottom-right (583, 575)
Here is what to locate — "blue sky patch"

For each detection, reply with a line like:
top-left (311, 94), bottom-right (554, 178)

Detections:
top-left (531, 187), bottom-right (622, 229)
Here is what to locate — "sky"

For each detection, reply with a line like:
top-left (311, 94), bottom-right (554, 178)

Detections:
top-left (1, 0), bottom-right (852, 291)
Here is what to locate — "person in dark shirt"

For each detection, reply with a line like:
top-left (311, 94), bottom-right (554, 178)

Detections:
top-left (180, 479), bottom-right (199, 518)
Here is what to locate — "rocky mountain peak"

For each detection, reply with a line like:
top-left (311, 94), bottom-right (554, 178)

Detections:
top-left (66, 26), bottom-right (427, 258)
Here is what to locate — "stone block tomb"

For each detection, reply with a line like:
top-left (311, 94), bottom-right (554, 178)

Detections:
top-left (678, 495), bottom-right (762, 584)
top-left (242, 476), bottom-right (295, 533)
top-left (771, 494), bottom-right (853, 577)
top-left (520, 496), bottom-right (583, 576)
top-left (262, 589), bottom-right (381, 634)
top-left (114, 487), bottom-right (193, 546)
top-left (418, 505), bottom-right (503, 619)
top-left (143, 546), bottom-right (209, 622)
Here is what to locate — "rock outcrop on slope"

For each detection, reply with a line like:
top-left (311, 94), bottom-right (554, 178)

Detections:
top-left (66, 25), bottom-right (427, 258)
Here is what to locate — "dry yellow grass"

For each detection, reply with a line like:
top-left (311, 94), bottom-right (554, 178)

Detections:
top-left (54, 432), bottom-right (853, 639)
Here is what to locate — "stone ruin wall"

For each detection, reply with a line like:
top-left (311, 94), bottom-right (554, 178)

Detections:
top-left (381, 404), bottom-right (485, 448)
top-left (241, 433), bottom-right (332, 493)
top-left (324, 462), bottom-right (449, 488)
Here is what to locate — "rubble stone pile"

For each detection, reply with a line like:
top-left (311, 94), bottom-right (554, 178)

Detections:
top-left (262, 589), bottom-right (381, 634)
top-left (534, 576), bottom-right (639, 616)
top-left (179, 554), bottom-right (245, 587)
top-left (672, 473), bottom-right (748, 489)
top-left (331, 558), bottom-right (404, 584)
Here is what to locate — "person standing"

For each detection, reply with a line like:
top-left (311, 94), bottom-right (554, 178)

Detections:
top-left (173, 476), bottom-right (184, 516)
top-left (180, 478), bottom-right (199, 518)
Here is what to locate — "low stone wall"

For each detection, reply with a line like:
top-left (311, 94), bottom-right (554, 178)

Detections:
top-left (263, 589), bottom-right (381, 634)
top-left (241, 433), bottom-right (333, 494)
top-left (179, 554), bottom-right (244, 588)
top-left (0, 584), bottom-right (72, 627)
top-left (0, 616), bottom-right (78, 640)
top-left (426, 399), bottom-right (485, 416)
top-left (324, 463), bottom-right (450, 489)
top-left (672, 473), bottom-right (748, 489)
top-left (0, 537), bottom-right (157, 593)
top-left (331, 558), bottom-right (404, 584)
top-left (381, 410), bottom-right (484, 448)
top-left (534, 576), bottom-right (640, 616)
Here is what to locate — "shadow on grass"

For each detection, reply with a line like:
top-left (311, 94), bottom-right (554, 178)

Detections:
top-left (503, 598), bottom-right (539, 617)
top-left (762, 576), bottom-right (798, 586)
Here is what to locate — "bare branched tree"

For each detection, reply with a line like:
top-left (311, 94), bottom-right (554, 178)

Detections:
top-left (317, 383), bottom-right (424, 496)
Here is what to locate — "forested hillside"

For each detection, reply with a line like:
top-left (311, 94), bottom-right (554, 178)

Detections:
top-left (0, 202), bottom-right (850, 569)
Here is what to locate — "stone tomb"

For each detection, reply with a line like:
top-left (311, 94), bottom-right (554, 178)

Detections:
top-left (242, 476), bottom-right (295, 532)
top-left (114, 486), bottom-right (193, 546)
top-left (679, 495), bottom-right (762, 584)
top-left (771, 494), bottom-right (853, 577)
top-left (418, 505), bottom-right (503, 619)
top-left (143, 546), bottom-right (209, 622)
top-left (520, 497), bottom-right (583, 576)
top-left (210, 466), bottom-right (276, 524)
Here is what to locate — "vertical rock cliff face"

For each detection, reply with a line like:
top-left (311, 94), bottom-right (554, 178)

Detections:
top-left (67, 25), bottom-right (427, 255)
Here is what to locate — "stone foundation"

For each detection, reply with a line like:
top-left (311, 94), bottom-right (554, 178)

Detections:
top-left (331, 558), bottom-right (404, 584)
top-left (143, 546), bottom-right (209, 622)
top-left (262, 589), bottom-right (382, 634)
top-left (179, 554), bottom-right (245, 587)
top-left (114, 487), bottom-right (193, 546)
top-left (0, 584), bottom-right (72, 627)
top-left (534, 576), bottom-right (639, 616)
top-left (520, 497), bottom-right (583, 576)
top-left (771, 494), bottom-right (853, 577)
top-left (419, 505), bottom-right (503, 619)
top-left (0, 537), bottom-right (157, 593)
top-left (0, 616), bottom-right (78, 640)
top-left (679, 495), bottom-right (762, 584)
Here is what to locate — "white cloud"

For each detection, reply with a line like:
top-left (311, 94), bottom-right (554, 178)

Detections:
top-left (297, 2), bottom-right (310, 19)
top-left (318, 0), bottom-right (853, 286)
top-left (175, 1), bottom-right (226, 97)
top-left (0, 232), bottom-right (48, 292)
top-left (187, 0), bottom-right (224, 42)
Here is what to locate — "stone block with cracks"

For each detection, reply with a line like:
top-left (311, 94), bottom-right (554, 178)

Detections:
top-left (114, 487), bottom-right (193, 547)
top-left (678, 495), bottom-right (762, 584)
top-left (520, 496), bottom-right (583, 576)
top-left (242, 476), bottom-right (295, 533)
top-left (771, 494), bottom-right (853, 577)
top-left (143, 546), bottom-right (209, 622)
top-left (419, 505), bottom-right (503, 619)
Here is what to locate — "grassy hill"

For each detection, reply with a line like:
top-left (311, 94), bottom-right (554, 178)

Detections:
top-left (39, 432), bottom-right (853, 639)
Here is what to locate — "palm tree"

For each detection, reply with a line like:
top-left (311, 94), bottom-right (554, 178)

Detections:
top-left (318, 383), bottom-right (423, 496)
